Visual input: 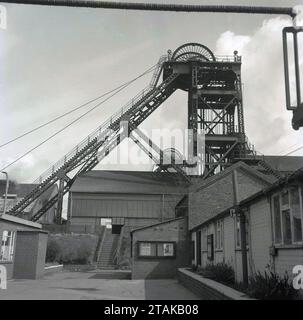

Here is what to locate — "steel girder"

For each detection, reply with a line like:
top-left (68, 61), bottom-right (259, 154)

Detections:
top-left (8, 73), bottom-right (179, 221)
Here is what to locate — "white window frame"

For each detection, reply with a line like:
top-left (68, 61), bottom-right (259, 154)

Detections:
top-left (0, 230), bottom-right (16, 262)
top-left (272, 185), bottom-right (303, 246)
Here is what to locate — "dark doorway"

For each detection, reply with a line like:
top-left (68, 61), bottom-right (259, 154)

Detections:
top-left (112, 224), bottom-right (123, 234)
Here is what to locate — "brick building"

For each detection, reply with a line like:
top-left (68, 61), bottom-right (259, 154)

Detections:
top-left (67, 156), bottom-right (303, 280)
top-left (189, 160), bottom-right (303, 283)
top-left (131, 217), bottom-right (190, 279)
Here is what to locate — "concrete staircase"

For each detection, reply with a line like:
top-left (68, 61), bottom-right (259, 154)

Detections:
top-left (97, 228), bottom-right (119, 269)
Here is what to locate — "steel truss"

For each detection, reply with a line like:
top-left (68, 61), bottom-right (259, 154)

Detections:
top-left (8, 71), bottom-right (179, 221)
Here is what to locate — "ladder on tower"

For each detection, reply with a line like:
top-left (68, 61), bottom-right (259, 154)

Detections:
top-left (7, 65), bottom-right (179, 222)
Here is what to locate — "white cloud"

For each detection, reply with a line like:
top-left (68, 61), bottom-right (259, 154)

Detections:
top-left (215, 16), bottom-right (303, 156)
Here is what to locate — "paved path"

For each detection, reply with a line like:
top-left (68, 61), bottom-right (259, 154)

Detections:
top-left (0, 271), bottom-right (200, 300)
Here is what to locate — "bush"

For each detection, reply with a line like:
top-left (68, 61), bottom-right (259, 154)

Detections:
top-left (198, 262), bottom-right (235, 285)
top-left (193, 262), bottom-right (298, 300)
top-left (46, 240), bottom-right (60, 263)
top-left (248, 270), bottom-right (298, 300)
top-left (46, 234), bottom-right (98, 265)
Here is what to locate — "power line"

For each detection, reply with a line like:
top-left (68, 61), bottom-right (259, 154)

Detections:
top-left (0, 65), bottom-right (156, 149)
top-left (0, 65), bottom-right (156, 172)
top-left (2, 1), bottom-right (296, 18)
top-left (277, 142), bottom-right (300, 155)
top-left (284, 145), bottom-right (303, 156)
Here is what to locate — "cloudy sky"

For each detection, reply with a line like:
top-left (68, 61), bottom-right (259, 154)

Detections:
top-left (0, 0), bottom-right (303, 183)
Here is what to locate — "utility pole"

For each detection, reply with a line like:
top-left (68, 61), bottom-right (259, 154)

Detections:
top-left (1, 171), bottom-right (9, 216)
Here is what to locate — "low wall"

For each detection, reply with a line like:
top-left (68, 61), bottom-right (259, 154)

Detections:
top-left (177, 268), bottom-right (253, 300)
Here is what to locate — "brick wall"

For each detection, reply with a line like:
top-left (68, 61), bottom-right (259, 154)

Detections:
top-left (189, 167), bottom-right (270, 230)
top-left (132, 218), bottom-right (190, 279)
top-left (177, 268), bottom-right (252, 300)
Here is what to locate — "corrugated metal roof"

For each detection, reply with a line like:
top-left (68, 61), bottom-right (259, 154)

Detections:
top-left (70, 170), bottom-right (188, 195)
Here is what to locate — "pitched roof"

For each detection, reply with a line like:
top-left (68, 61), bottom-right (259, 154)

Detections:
top-left (257, 155), bottom-right (303, 174)
top-left (238, 165), bottom-right (303, 207)
top-left (188, 162), bottom-right (276, 230)
top-left (190, 161), bottom-right (276, 193)
top-left (70, 170), bottom-right (188, 195)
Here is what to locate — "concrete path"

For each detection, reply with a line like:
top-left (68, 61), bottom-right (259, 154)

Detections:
top-left (0, 271), bottom-right (200, 300)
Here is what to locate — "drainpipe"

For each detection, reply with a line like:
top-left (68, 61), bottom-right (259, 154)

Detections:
top-left (232, 170), bottom-right (248, 287)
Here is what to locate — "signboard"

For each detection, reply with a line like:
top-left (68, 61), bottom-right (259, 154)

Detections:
top-left (163, 243), bottom-right (174, 257)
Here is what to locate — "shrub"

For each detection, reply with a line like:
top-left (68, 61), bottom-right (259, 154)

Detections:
top-left (46, 234), bottom-right (98, 265)
top-left (198, 262), bottom-right (235, 285)
top-left (248, 270), bottom-right (298, 300)
top-left (46, 239), bottom-right (60, 263)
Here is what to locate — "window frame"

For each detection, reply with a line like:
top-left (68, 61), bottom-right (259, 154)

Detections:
top-left (137, 241), bottom-right (176, 259)
top-left (272, 185), bottom-right (303, 246)
top-left (215, 219), bottom-right (224, 250)
top-left (0, 230), bottom-right (16, 262)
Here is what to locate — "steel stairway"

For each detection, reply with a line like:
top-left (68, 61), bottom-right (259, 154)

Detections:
top-left (7, 65), bottom-right (180, 221)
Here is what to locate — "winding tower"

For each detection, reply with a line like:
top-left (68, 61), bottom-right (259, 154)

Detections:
top-left (163, 43), bottom-right (253, 177)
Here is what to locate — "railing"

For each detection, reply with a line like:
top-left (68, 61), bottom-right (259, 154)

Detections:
top-left (149, 55), bottom-right (168, 87)
top-left (33, 56), bottom-right (169, 184)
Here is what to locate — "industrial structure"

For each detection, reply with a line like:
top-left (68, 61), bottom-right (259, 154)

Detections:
top-left (7, 42), bottom-right (257, 222)
top-left (5, 42), bottom-right (290, 271)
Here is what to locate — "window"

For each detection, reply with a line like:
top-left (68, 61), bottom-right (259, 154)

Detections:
top-left (0, 231), bottom-right (16, 262)
top-left (272, 186), bottom-right (303, 245)
top-left (137, 241), bottom-right (175, 258)
top-left (290, 187), bottom-right (302, 242)
top-left (215, 220), bottom-right (223, 250)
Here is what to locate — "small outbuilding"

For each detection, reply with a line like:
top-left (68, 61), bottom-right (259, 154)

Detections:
top-left (0, 214), bottom-right (48, 279)
top-left (131, 217), bottom-right (190, 279)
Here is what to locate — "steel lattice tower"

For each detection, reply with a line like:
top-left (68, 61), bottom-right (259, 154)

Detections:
top-left (163, 43), bottom-right (253, 177)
